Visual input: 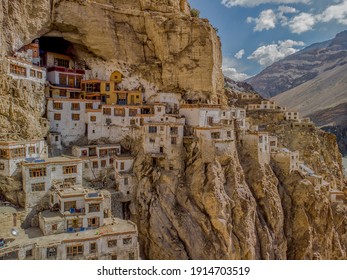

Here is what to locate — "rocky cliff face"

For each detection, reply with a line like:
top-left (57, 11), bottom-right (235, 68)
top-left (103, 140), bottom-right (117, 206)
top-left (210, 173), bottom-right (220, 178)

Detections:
top-left (1, 0), bottom-right (223, 102)
top-left (1, 0), bottom-right (346, 260)
top-left (128, 106), bottom-right (347, 260)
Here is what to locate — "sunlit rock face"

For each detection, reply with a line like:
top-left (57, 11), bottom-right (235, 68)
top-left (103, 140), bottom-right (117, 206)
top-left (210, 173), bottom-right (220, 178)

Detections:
top-left (0, 0), bottom-right (346, 260)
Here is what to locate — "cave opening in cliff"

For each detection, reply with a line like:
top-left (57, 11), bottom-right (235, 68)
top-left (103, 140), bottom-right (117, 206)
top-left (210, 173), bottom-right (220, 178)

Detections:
top-left (38, 36), bottom-right (77, 59)
top-left (26, 36), bottom-right (90, 70)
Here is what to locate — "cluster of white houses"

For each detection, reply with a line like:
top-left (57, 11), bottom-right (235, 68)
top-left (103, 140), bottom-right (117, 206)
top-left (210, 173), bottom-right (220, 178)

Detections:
top-left (0, 40), bottom-right (345, 259)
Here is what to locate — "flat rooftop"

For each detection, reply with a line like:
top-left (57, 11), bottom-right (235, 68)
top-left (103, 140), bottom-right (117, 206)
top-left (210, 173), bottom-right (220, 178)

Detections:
top-left (74, 144), bottom-right (120, 149)
top-left (23, 156), bottom-right (82, 165)
top-left (0, 218), bottom-right (137, 253)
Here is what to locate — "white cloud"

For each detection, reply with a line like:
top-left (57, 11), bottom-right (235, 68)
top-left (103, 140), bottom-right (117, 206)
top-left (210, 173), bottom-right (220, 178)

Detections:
top-left (245, 1), bottom-right (347, 34)
top-left (247, 9), bottom-right (277, 31)
top-left (221, 0), bottom-right (310, 8)
top-left (222, 57), bottom-right (251, 81)
top-left (287, 12), bottom-right (316, 33)
top-left (234, 49), bottom-right (245, 59)
top-left (246, 6), bottom-right (299, 32)
top-left (318, 0), bottom-right (347, 25)
top-left (278, 5), bottom-right (298, 13)
top-left (248, 40), bottom-right (305, 66)
top-left (223, 67), bottom-right (251, 81)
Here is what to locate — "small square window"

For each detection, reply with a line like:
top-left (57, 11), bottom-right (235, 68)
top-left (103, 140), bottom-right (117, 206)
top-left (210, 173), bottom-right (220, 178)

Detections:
top-left (54, 113), bottom-right (61, 121)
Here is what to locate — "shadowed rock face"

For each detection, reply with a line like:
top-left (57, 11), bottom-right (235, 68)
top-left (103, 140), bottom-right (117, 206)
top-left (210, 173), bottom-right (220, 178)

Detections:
top-left (1, 1), bottom-right (347, 260)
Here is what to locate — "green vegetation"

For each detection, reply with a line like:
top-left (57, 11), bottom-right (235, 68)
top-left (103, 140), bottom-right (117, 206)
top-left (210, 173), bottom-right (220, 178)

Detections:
top-left (190, 8), bottom-right (200, 18)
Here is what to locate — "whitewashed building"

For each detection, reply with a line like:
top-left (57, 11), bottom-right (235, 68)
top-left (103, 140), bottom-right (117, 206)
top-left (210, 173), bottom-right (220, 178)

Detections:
top-left (0, 139), bottom-right (47, 177)
top-left (269, 136), bottom-right (278, 153)
top-left (22, 156), bottom-right (83, 209)
top-left (114, 155), bottom-right (135, 201)
top-left (179, 104), bottom-right (223, 127)
top-left (47, 98), bottom-right (101, 146)
top-left (86, 105), bottom-right (151, 142)
top-left (72, 144), bottom-right (121, 180)
top-left (0, 217), bottom-right (139, 260)
top-left (39, 185), bottom-right (111, 235)
top-left (1, 57), bottom-right (46, 84)
top-left (240, 93), bottom-right (260, 100)
top-left (147, 92), bottom-right (181, 114)
top-left (242, 132), bottom-right (270, 164)
top-left (142, 104), bottom-right (185, 169)
top-left (247, 100), bottom-right (286, 111)
top-left (285, 111), bottom-right (300, 121)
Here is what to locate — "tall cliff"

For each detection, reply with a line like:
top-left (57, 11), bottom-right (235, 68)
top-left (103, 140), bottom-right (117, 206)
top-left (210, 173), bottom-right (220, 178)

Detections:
top-left (1, 0), bottom-right (223, 102)
top-left (0, 0), bottom-right (346, 260)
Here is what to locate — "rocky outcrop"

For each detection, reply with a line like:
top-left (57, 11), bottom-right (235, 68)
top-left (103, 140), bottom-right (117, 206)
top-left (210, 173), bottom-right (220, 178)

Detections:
top-left (0, 71), bottom-right (48, 141)
top-left (1, 0), bottom-right (223, 100)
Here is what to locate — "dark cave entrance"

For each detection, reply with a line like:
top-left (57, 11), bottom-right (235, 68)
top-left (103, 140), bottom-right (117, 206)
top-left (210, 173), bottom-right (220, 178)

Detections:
top-left (38, 36), bottom-right (76, 57)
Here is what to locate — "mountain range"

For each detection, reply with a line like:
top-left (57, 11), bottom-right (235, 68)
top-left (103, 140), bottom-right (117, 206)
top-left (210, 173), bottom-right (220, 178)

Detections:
top-left (246, 30), bottom-right (347, 155)
top-left (246, 30), bottom-right (347, 99)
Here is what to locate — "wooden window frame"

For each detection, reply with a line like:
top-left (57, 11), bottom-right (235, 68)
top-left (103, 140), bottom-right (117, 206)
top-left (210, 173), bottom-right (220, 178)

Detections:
top-left (63, 165), bottom-right (77, 174)
top-left (71, 114), bottom-right (80, 121)
top-left (103, 108), bottom-right (111, 115)
top-left (29, 168), bottom-right (46, 178)
top-left (71, 103), bottom-right (80, 111)
top-left (66, 245), bottom-right (83, 257)
top-left (54, 113), bottom-right (61, 121)
top-left (31, 182), bottom-right (45, 192)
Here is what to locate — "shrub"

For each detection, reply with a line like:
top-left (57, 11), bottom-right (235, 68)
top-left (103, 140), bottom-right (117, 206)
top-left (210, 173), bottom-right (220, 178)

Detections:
top-left (190, 8), bottom-right (200, 18)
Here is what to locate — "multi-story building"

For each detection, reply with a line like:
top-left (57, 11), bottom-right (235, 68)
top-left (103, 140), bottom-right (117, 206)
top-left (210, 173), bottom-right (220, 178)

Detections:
top-left (179, 104), bottom-right (223, 127)
top-left (72, 144), bottom-right (121, 180)
top-left (114, 155), bottom-right (135, 202)
top-left (285, 111), bottom-right (300, 121)
top-left (0, 139), bottom-right (47, 177)
top-left (43, 52), bottom-right (85, 99)
top-left (0, 216), bottom-right (140, 260)
top-left (147, 92), bottom-right (181, 114)
top-left (142, 103), bottom-right (185, 168)
top-left (81, 71), bottom-right (142, 105)
top-left (240, 93), bottom-right (260, 100)
top-left (39, 185), bottom-right (110, 234)
top-left (269, 136), bottom-right (278, 153)
top-left (86, 104), bottom-right (152, 142)
top-left (242, 132), bottom-right (270, 164)
top-left (47, 98), bottom-right (101, 146)
top-left (22, 156), bottom-right (83, 209)
top-left (246, 100), bottom-right (286, 111)
top-left (2, 56), bottom-right (46, 84)
top-left (17, 39), bottom-right (41, 65)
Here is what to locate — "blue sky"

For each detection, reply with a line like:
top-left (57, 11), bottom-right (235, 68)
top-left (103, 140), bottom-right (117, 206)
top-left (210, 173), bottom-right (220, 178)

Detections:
top-left (188, 0), bottom-right (347, 80)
